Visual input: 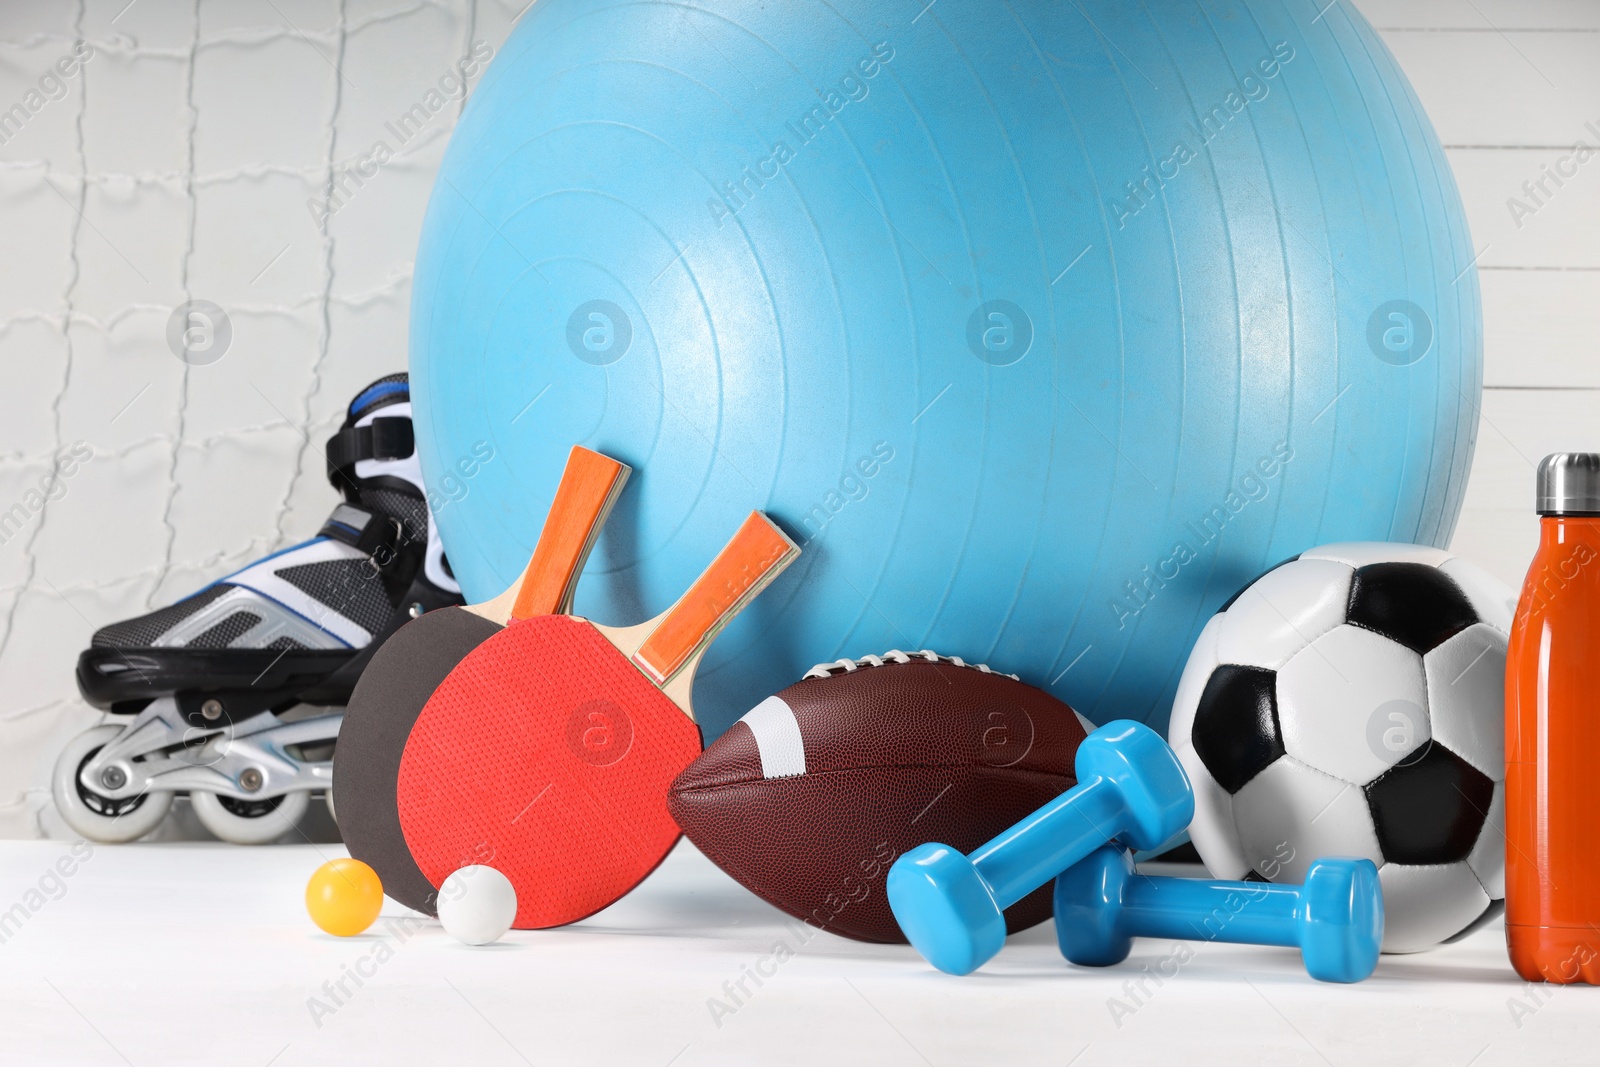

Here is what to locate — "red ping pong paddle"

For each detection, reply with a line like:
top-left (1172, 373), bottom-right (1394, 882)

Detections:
top-left (396, 511), bottom-right (799, 928)
top-left (333, 445), bottom-right (629, 914)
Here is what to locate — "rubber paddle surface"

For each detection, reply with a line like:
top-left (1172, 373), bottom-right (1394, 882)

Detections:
top-left (333, 607), bottom-right (501, 915)
top-left (397, 615), bottom-right (703, 928)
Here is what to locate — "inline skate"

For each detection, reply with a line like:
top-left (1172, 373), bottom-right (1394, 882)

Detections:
top-left (53, 374), bottom-right (464, 844)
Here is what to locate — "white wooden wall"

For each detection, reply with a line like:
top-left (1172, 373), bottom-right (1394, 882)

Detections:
top-left (1358, 0), bottom-right (1600, 587)
top-left (0, 0), bottom-right (1590, 837)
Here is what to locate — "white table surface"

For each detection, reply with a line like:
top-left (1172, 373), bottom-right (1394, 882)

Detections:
top-left (0, 838), bottom-right (1588, 1066)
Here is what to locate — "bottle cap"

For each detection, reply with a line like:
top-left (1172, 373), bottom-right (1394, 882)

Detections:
top-left (1537, 453), bottom-right (1600, 516)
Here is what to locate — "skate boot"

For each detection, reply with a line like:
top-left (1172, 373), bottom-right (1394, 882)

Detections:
top-left (54, 373), bottom-right (464, 844)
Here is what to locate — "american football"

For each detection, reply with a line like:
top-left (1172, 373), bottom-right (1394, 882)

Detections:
top-left (668, 650), bottom-right (1095, 943)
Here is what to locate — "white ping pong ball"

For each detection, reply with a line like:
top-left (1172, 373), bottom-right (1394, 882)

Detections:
top-left (437, 865), bottom-right (517, 945)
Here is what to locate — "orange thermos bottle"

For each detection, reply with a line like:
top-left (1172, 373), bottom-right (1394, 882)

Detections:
top-left (1506, 453), bottom-right (1600, 983)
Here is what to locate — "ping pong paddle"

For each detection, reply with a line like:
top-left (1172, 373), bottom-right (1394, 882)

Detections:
top-left (396, 511), bottom-right (800, 928)
top-left (332, 445), bottom-right (629, 914)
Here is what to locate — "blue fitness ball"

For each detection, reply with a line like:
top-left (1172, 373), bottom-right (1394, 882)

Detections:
top-left (410, 0), bottom-right (1481, 739)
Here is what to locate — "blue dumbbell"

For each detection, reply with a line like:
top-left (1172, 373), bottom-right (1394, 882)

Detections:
top-left (1054, 844), bottom-right (1384, 983)
top-left (887, 720), bottom-right (1192, 975)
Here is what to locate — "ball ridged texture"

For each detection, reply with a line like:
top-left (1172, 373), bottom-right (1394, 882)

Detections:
top-left (412, 0), bottom-right (1482, 738)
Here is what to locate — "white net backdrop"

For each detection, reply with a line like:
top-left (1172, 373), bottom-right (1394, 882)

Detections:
top-left (0, 0), bottom-right (520, 837)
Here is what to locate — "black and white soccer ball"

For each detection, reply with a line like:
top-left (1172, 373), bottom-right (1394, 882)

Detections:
top-left (1168, 542), bottom-right (1515, 953)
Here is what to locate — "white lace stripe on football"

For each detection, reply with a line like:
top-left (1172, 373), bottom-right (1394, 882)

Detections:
top-left (1277, 624), bottom-right (1430, 786)
top-left (1299, 542), bottom-right (1453, 569)
top-left (1230, 756), bottom-right (1383, 886)
top-left (1423, 623), bottom-right (1508, 780)
top-left (1468, 781), bottom-right (1506, 898)
top-left (1377, 861), bottom-right (1491, 954)
top-left (1073, 710), bottom-right (1097, 738)
top-left (739, 696), bottom-right (807, 779)
top-left (1175, 740), bottom-right (1251, 879)
top-left (220, 538), bottom-right (376, 647)
top-left (1438, 556), bottom-right (1516, 634)
top-left (1215, 558), bottom-right (1354, 671)
top-left (1167, 614), bottom-right (1222, 748)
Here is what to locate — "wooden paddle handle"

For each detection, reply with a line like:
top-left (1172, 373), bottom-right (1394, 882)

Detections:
top-left (632, 512), bottom-right (799, 685)
top-left (511, 446), bottom-right (631, 620)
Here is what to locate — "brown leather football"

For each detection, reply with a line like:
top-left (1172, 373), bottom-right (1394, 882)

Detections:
top-left (668, 650), bottom-right (1094, 943)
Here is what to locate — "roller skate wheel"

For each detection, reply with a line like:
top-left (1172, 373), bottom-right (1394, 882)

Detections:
top-left (51, 725), bottom-right (172, 844)
top-left (192, 789), bottom-right (309, 845)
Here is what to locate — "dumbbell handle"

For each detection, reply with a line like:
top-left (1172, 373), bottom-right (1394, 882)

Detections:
top-left (1113, 876), bottom-right (1304, 948)
top-left (970, 777), bottom-right (1127, 909)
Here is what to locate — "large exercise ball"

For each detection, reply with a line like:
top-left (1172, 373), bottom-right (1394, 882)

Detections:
top-left (411, 0), bottom-right (1481, 740)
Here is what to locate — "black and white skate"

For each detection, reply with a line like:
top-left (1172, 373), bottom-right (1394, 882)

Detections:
top-left (57, 373), bottom-right (465, 845)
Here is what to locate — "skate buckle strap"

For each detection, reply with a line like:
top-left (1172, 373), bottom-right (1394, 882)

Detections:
top-left (326, 417), bottom-right (415, 481)
top-left (320, 503), bottom-right (403, 563)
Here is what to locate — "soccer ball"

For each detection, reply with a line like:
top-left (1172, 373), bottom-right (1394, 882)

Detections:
top-left (1168, 542), bottom-right (1514, 953)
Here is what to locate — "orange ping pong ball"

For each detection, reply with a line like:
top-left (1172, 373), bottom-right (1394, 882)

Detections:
top-left (306, 858), bottom-right (384, 936)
